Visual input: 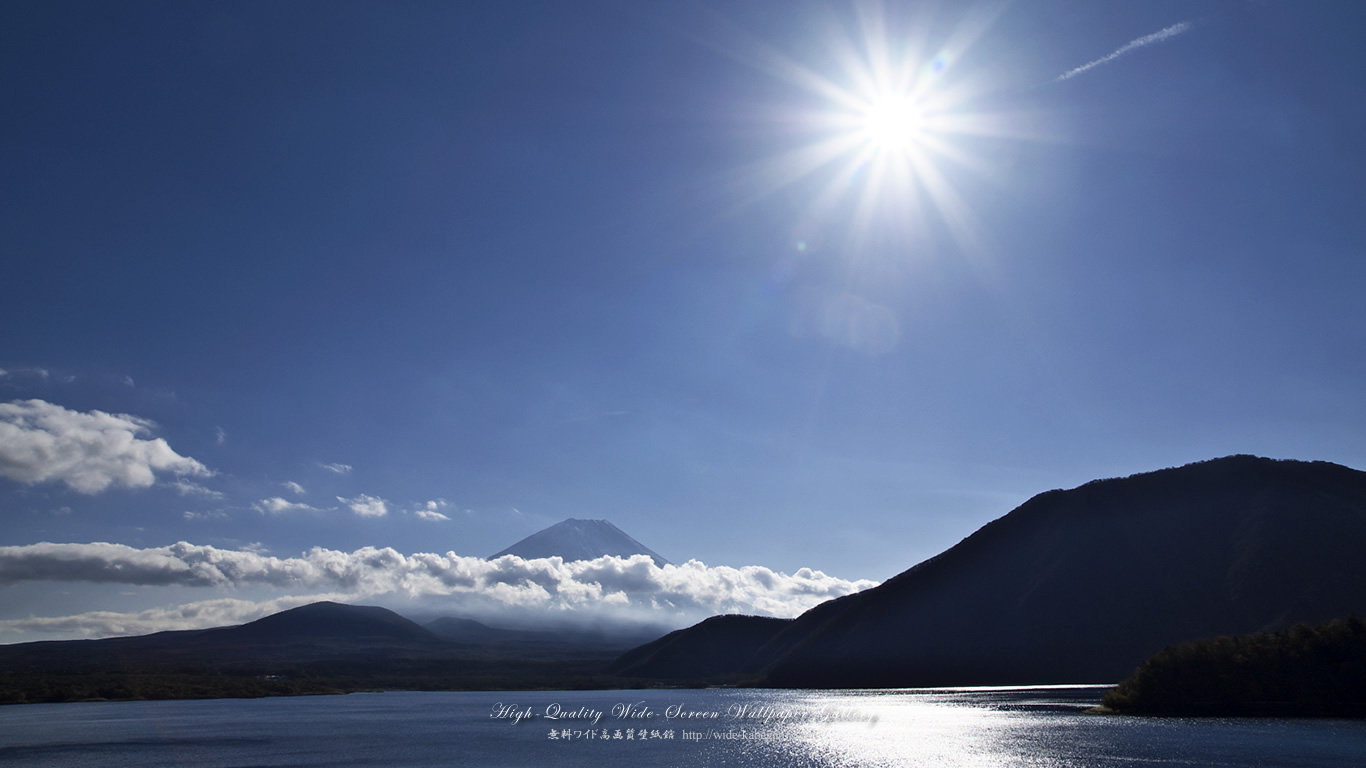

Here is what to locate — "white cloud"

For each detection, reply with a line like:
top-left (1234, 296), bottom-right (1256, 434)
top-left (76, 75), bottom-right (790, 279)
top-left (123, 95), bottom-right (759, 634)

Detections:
top-left (253, 497), bottom-right (325, 515)
top-left (123, 376), bottom-right (135, 387)
top-left (339, 493), bottom-right (388, 518)
top-left (413, 499), bottom-right (451, 522)
top-left (319, 462), bottom-right (352, 475)
top-left (0, 541), bottom-right (879, 636)
top-left (183, 510), bottom-right (228, 521)
top-left (215, 426), bottom-right (226, 445)
top-left (1056, 21), bottom-right (1193, 82)
top-left (0, 399), bottom-right (210, 494)
top-left (282, 481), bottom-right (306, 496)
top-left (168, 479), bottom-right (224, 499)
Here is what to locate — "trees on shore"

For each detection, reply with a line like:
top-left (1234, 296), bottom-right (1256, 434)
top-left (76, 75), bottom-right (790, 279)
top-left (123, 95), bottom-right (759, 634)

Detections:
top-left (1103, 615), bottom-right (1366, 717)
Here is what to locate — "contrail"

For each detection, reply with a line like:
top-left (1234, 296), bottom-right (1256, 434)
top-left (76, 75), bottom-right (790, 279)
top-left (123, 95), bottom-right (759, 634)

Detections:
top-left (1056, 21), bottom-right (1194, 82)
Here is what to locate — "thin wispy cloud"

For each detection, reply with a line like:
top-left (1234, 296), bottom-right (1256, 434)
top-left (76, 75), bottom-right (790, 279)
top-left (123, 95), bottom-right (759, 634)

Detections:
top-left (282, 481), bottom-right (306, 496)
top-left (1056, 21), bottom-right (1193, 82)
top-left (319, 462), bottom-right (352, 475)
top-left (253, 497), bottom-right (326, 515)
top-left (168, 479), bottom-right (224, 499)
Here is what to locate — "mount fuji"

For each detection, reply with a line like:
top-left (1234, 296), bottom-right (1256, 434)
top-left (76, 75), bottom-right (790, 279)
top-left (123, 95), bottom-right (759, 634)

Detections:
top-left (489, 518), bottom-right (671, 567)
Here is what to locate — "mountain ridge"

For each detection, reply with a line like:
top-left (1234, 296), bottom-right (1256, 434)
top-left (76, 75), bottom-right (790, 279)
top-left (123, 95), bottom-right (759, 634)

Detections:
top-left (613, 455), bottom-right (1366, 688)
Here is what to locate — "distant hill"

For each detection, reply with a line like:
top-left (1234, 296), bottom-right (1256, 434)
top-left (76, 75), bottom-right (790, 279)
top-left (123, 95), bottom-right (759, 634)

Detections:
top-left (425, 616), bottom-right (532, 644)
top-left (225, 601), bottom-right (440, 646)
top-left (0, 602), bottom-right (446, 669)
top-left (424, 615), bottom-right (667, 659)
top-left (614, 456), bottom-right (1366, 688)
top-left (0, 601), bottom-right (651, 703)
top-left (490, 518), bottom-right (670, 566)
top-left (609, 614), bottom-right (790, 682)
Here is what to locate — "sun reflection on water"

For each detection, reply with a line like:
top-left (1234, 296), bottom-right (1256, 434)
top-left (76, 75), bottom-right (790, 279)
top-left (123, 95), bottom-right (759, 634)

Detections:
top-left (707, 687), bottom-right (1113, 768)
top-left (784, 692), bottom-right (1023, 767)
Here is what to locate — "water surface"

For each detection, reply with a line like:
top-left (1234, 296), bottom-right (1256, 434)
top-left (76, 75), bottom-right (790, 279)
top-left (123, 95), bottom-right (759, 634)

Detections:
top-left (2, 686), bottom-right (1363, 767)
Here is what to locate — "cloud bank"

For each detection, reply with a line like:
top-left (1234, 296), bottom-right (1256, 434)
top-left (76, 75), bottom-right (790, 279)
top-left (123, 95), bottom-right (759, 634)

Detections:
top-left (1056, 21), bottom-right (1193, 82)
top-left (0, 541), bottom-right (878, 638)
top-left (0, 399), bottom-right (210, 493)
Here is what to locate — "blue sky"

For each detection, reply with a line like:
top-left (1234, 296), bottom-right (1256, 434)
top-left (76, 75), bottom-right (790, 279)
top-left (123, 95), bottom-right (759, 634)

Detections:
top-left (3, 0), bottom-right (1365, 641)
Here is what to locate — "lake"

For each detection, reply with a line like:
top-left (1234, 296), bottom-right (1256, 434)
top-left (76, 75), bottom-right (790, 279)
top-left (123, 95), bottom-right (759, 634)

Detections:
top-left (2, 686), bottom-right (1364, 767)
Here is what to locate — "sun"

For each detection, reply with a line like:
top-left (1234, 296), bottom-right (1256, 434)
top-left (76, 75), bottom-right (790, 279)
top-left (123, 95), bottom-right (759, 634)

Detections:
top-left (711, 3), bottom-right (1020, 258)
top-left (859, 92), bottom-right (927, 155)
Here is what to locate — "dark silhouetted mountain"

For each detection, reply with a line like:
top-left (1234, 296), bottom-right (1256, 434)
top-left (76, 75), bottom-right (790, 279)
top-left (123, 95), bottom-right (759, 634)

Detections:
top-left (165, 600), bottom-right (445, 661)
top-left (222, 601), bottom-right (440, 646)
top-left (490, 518), bottom-right (670, 566)
top-left (616, 456), bottom-right (1366, 688)
top-left (609, 614), bottom-right (791, 681)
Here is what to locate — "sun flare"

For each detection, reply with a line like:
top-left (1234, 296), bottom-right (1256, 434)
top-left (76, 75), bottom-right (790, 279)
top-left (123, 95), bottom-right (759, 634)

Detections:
top-left (860, 93), bottom-right (927, 154)
top-left (715, 3), bottom-right (1021, 258)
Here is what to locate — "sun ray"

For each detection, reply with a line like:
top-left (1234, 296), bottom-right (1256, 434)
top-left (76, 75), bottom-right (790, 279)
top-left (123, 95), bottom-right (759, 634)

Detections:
top-left (721, 132), bottom-right (869, 212)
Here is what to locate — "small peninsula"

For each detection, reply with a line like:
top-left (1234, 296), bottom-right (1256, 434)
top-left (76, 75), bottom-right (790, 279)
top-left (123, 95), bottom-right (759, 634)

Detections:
top-left (1102, 616), bottom-right (1366, 717)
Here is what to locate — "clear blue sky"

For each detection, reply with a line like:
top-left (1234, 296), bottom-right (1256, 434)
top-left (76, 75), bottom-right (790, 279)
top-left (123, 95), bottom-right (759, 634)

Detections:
top-left (3, 0), bottom-right (1364, 641)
